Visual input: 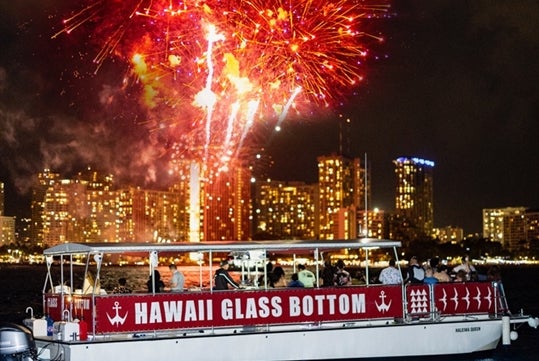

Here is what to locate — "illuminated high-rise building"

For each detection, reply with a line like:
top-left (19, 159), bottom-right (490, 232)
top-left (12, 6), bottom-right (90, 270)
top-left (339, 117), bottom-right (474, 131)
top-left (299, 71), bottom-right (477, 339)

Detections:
top-left (0, 182), bottom-right (4, 216)
top-left (433, 226), bottom-right (464, 244)
top-left (317, 155), bottom-right (367, 240)
top-left (170, 161), bottom-right (252, 242)
top-left (76, 167), bottom-right (117, 243)
top-left (393, 157), bottom-right (435, 241)
top-left (526, 209), bottom-right (539, 254)
top-left (40, 179), bottom-right (87, 247)
top-left (0, 216), bottom-right (15, 246)
top-left (31, 169), bottom-right (61, 247)
top-left (201, 166), bottom-right (251, 241)
top-left (0, 182), bottom-right (14, 246)
top-left (357, 208), bottom-right (385, 239)
top-left (483, 207), bottom-right (527, 251)
top-left (254, 180), bottom-right (318, 239)
top-left (116, 187), bottom-right (184, 243)
top-left (32, 168), bottom-right (121, 247)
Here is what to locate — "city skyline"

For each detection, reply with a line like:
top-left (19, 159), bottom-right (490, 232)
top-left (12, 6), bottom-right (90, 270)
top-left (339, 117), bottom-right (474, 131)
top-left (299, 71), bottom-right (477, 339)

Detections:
top-left (1, 1), bottom-right (538, 235)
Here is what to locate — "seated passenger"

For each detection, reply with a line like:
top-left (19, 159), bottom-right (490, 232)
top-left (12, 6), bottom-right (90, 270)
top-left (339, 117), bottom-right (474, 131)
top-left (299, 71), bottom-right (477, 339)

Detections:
top-left (487, 265), bottom-right (502, 282)
top-left (334, 260), bottom-right (352, 286)
top-left (113, 277), bottom-right (132, 294)
top-left (147, 269), bottom-right (165, 293)
top-left (423, 266), bottom-right (438, 284)
top-left (454, 269), bottom-right (467, 283)
top-left (270, 266), bottom-right (287, 288)
top-left (433, 264), bottom-right (452, 282)
top-left (287, 273), bottom-right (304, 288)
top-left (452, 255), bottom-right (476, 281)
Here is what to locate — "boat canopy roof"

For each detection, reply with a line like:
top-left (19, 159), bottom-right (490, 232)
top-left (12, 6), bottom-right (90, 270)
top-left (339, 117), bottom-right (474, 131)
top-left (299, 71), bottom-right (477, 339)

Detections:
top-left (43, 238), bottom-right (401, 256)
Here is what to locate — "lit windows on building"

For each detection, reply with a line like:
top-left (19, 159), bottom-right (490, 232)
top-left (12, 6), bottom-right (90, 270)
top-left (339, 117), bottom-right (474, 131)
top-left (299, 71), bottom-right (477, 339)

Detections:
top-left (483, 207), bottom-right (527, 251)
top-left (317, 155), bottom-right (366, 240)
top-left (393, 157), bottom-right (435, 239)
top-left (254, 180), bottom-right (318, 239)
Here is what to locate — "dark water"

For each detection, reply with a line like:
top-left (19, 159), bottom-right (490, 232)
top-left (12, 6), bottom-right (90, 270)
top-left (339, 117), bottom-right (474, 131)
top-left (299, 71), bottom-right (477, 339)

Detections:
top-left (1, 264), bottom-right (538, 360)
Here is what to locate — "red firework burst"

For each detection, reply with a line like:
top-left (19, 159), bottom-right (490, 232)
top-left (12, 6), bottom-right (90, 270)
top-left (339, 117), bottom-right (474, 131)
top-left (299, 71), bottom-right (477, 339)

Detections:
top-left (54, 0), bottom-right (390, 174)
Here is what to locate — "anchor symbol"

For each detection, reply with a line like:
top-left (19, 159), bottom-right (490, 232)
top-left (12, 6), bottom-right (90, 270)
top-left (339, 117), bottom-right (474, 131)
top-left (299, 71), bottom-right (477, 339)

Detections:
top-left (107, 301), bottom-right (128, 326)
top-left (375, 290), bottom-right (392, 313)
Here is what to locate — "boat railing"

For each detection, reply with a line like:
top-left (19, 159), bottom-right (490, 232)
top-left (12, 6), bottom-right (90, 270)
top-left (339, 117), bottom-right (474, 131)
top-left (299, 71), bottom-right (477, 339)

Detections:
top-left (42, 280), bottom-right (504, 337)
top-left (403, 281), bottom-right (503, 322)
top-left (44, 284), bottom-right (405, 335)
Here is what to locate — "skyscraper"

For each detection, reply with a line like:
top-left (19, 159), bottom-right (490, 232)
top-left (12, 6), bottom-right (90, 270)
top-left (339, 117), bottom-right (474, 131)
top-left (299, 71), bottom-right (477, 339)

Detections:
top-left (0, 182), bottom-right (4, 216)
top-left (169, 160), bottom-right (252, 242)
top-left (483, 207), bottom-right (527, 251)
top-left (317, 155), bottom-right (367, 240)
top-left (393, 157), bottom-right (435, 241)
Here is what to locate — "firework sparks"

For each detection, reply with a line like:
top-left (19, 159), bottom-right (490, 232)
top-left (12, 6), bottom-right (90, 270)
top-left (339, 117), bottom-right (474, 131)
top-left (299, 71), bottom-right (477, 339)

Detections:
top-left (55, 0), bottom-right (389, 174)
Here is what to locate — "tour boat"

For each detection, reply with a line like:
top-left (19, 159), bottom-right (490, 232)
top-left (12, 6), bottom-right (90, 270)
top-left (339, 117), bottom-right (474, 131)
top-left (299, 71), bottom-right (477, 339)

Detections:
top-left (21, 239), bottom-right (539, 360)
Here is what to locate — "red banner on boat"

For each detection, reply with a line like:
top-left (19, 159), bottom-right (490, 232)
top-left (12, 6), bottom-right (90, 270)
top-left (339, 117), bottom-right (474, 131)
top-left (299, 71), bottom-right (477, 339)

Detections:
top-left (406, 282), bottom-right (496, 316)
top-left (92, 286), bottom-right (404, 333)
top-left (433, 282), bottom-right (496, 315)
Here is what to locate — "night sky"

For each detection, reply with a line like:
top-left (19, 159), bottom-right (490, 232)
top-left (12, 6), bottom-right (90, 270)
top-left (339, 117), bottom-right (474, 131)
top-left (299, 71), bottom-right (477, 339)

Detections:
top-left (1, 1), bottom-right (538, 235)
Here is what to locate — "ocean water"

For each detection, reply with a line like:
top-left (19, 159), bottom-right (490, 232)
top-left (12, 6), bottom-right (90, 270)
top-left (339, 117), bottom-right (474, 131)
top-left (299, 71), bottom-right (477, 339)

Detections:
top-left (1, 264), bottom-right (538, 360)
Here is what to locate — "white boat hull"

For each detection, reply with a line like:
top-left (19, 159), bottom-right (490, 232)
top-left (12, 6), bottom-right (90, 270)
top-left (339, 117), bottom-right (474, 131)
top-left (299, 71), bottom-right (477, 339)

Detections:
top-left (35, 317), bottom-right (503, 361)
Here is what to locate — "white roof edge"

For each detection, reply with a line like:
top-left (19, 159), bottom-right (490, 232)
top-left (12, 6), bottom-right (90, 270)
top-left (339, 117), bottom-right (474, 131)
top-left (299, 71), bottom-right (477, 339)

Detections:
top-left (43, 238), bottom-right (401, 256)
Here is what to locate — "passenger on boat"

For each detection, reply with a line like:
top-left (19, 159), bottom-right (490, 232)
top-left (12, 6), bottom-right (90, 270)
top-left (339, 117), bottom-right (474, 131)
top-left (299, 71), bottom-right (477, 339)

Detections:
top-left (487, 265), bottom-right (502, 282)
top-left (454, 269), bottom-right (467, 283)
top-left (423, 266), bottom-right (438, 284)
top-left (429, 257), bottom-right (440, 272)
top-left (297, 264), bottom-right (316, 287)
top-left (334, 260), bottom-right (352, 286)
top-left (214, 260), bottom-right (241, 290)
top-left (451, 255), bottom-right (476, 281)
top-left (112, 277), bottom-right (132, 294)
top-left (378, 259), bottom-right (403, 284)
top-left (405, 256), bottom-right (425, 284)
top-left (270, 266), bottom-right (287, 288)
top-left (257, 259), bottom-right (274, 287)
top-left (168, 264), bottom-right (185, 292)
top-left (147, 269), bottom-right (165, 293)
top-left (433, 264), bottom-right (452, 282)
top-left (321, 261), bottom-right (336, 287)
top-left (287, 273), bottom-right (304, 288)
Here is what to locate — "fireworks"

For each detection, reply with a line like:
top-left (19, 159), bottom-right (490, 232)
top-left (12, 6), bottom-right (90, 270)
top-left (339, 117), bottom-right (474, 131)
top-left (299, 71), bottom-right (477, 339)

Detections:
top-left (55, 0), bottom-right (389, 175)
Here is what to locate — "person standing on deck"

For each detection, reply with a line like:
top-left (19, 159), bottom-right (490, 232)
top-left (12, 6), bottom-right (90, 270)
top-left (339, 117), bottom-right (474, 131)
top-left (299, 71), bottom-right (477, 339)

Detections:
top-left (405, 256), bottom-right (425, 284)
top-left (378, 259), bottom-right (403, 285)
top-left (297, 264), bottom-right (316, 287)
top-left (169, 264), bottom-right (185, 292)
top-left (214, 260), bottom-right (241, 290)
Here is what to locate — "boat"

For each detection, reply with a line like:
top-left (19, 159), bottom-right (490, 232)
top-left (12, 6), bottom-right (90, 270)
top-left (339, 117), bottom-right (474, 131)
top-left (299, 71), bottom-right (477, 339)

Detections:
top-left (17, 239), bottom-right (539, 360)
